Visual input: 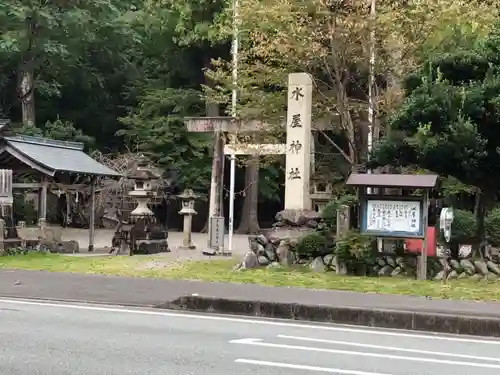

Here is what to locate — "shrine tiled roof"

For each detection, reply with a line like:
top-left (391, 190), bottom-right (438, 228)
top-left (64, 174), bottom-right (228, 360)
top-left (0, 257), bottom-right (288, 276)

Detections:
top-left (1, 135), bottom-right (121, 177)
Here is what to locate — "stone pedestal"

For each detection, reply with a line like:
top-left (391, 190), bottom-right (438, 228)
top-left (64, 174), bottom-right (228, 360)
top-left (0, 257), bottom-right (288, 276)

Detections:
top-left (180, 215), bottom-right (195, 249)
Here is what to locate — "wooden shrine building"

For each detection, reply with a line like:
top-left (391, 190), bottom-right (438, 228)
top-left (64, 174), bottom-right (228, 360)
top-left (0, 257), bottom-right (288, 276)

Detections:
top-left (0, 119), bottom-right (121, 251)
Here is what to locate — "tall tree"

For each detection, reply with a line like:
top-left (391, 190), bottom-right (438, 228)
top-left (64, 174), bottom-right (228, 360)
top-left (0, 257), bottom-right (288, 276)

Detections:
top-left (119, 0), bottom-right (230, 228)
top-left (0, 0), bottom-right (136, 128)
top-left (206, 0), bottom-right (496, 230)
top-left (371, 22), bottom-right (500, 258)
top-left (118, 88), bottom-right (212, 192)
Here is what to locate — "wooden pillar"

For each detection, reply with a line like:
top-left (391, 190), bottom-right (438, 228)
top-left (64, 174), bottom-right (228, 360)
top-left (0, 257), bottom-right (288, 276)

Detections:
top-left (39, 176), bottom-right (48, 221)
top-left (66, 192), bottom-right (71, 226)
top-left (88, 178), bottom-right (96, 252)
top-left (335, 204), bottom-right (350, 275)
top-left (0, 218), bottom-right (5, 254)
top-left (418, 190), bottom-right (430, 280)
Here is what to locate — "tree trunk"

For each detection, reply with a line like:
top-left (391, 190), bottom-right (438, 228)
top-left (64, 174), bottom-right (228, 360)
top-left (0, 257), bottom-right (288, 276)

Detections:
top-left (19, 68), bottom-right (35, 126)
top-left (473, 188), bottom-right (493, 259)
top-left (236, 155), bottom-right (260, 234)
top-left (473, 188), bottom-right (481, 216)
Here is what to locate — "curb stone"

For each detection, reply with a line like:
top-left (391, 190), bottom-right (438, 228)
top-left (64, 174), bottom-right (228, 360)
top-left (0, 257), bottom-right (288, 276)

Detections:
top-left (161, 296), bottom-right (500, 338)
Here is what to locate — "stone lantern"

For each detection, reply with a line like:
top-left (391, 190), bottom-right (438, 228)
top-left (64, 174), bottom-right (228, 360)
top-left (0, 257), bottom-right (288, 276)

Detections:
top-left (177, 188), bottom-right (198, 249)
top-left (122, 156), bottom-right (169, 254)
top-left (128, 156), bottom-right (158, 220)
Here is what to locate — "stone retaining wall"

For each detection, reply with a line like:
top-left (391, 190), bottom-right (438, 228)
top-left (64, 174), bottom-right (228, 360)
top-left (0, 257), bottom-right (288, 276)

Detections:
top-left (370, 254), bottom-right (500, 280)
top-left (240, 229), bottom-right (500, 280)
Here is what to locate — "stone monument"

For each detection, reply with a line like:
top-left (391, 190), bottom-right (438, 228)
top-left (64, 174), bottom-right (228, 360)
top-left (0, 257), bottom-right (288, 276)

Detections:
top-left (284, 73), bottom-right (313, 210)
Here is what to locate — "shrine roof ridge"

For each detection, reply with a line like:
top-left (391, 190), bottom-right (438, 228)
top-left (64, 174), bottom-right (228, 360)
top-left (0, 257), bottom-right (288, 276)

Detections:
top-left (3, 135), bottom-right (84, 151)
top-left (346, 173), bottom-right (438, 189)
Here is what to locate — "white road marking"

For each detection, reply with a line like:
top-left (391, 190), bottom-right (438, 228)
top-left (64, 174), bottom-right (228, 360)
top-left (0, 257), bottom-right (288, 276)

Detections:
top-left (229, 338), bottom-right (500, 369)
top-left (235, 359), bottom-right (392, 375)
top-left (0, 297), bottom-right (499, 345)
top-left (278, 334), bottom-right (500, 362)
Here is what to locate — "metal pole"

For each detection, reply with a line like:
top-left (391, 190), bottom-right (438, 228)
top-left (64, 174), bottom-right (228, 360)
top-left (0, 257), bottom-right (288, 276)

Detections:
top-left (367, 0), bottom-right (376, 164)
top-left (228, 0), bottom-right (239, 252)
top-left (88, 177), bottom-right (96, 252)
top-left (367, 0), bottom-right (381, 251)
top-left (366, 0), bottom-right (376, 188)
top-left (420, 191), bottom-right (430, 280)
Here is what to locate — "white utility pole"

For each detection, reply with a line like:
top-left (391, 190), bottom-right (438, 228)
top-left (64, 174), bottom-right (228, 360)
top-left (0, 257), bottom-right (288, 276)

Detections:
top-left (228, 0), bottom-right (239, 252)
top-left (367, 0), bottom-right (376, 179)
top-left (367, 0), bottom-right (382, 252)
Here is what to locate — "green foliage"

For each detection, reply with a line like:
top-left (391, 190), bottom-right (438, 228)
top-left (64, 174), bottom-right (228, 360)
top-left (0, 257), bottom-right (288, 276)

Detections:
top-left (12, 118), bottom-right (95, 148)
top-left (321, 194), bottom-right (358, 229)
top-left (371, 24), bottom-right (500, 254)
top-left (118, 88), bottom-right (212, 191)
top-left (371, 31), bottom-right (500, 191)
top-left (114, 0), bottom-right (230, 195)
top-left (321, 202), bottom-right (338, 229)
top-left (295, 232), bottom-right (329, 258)
top-left (485, 208), bottom-right (500, 247)
top-left (0, 0), bottom-right (271, 215)
top-left (441, 176), bottom-right (476, 196)
top-left (449, 209), bottom-right (477, 245)
top-left (335, 230), bottom-right (377, 266)
top-left (436, 207), bottom-right (500, 249)
top-left (0, 0), bottom-right (137, 116)
top-left (2, 247), bottom-right (30, 256)
top-left (259, 164), bottom-right (283, 202)
top-left (44, 119), bottom-right (95, 146)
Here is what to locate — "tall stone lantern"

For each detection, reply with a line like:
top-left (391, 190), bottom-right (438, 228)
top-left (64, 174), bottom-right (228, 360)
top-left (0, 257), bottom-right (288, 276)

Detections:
top-left (177, 189), bottom-right (198, 249)
top-left (122, 156), bottom-right (169, 254)
top-left (128, 157), bottom-right (157, 220)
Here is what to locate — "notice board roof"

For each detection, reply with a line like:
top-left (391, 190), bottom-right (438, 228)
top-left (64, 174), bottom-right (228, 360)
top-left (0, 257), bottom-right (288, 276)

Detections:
top-left (346, 173), bottom-right (438, 189)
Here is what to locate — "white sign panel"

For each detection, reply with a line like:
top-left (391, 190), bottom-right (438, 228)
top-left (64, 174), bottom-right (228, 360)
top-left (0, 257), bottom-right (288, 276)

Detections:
top-left (366, 200), bottom-right (421, 234)
top-left (209, 216), bottom-right (225, 248)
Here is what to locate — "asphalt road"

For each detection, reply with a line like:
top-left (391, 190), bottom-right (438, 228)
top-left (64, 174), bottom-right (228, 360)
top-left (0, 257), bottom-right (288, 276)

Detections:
top-left (1, 299), bottom-right (500, 375)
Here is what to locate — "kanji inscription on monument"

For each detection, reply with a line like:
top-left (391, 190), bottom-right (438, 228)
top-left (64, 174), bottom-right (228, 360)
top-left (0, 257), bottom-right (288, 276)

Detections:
top-left (290, 114), bottom-right (302, 128)
top-left (291, 87), bottom-right (304, 101)
top-left (284, 73), bottom-right (312, 210)
top-left (289, 141), bottom-right (302, 154)
top-left (288, 168), bottom-right (301, 180)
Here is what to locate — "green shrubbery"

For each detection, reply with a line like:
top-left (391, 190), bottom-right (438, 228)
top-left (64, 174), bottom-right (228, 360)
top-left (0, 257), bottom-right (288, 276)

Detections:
top-left (296, 195), bottom-right (378, 270)
top-left (336, 230), bottom-right (377, 273)
top-left (320, 194), bottom-right (358, 230)
top-left (486, 208), bottom-right (500, 247)
top-left (295, 232), bottom-right (330, 257)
